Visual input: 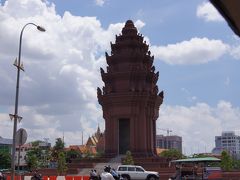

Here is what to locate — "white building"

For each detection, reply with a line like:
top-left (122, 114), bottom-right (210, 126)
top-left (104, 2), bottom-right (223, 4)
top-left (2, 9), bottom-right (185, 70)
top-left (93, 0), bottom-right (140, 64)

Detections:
top-left (212, 131), bottom-right (240, 159)
top-left (15, 143), bottom-right (32, 168)
top-left (15, 141), bottom-right (51, 169)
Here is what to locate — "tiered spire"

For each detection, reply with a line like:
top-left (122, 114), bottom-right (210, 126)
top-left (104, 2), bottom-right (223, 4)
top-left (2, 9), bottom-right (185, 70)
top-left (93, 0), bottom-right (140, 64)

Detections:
top-left (97, 20), bottom-right (163, 98)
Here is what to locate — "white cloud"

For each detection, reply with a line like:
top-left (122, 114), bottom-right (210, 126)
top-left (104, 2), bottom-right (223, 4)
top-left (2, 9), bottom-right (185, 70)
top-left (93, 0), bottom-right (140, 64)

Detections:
top-left (0, 0), bottom-right (238, 154)
top-left (151, 37), bottom-right (229, 65)
top-left (0, 0), bottom-right (145, 146)
top-left (196, 2), bottom-right (224, 22)
top-left (134, 19), bottom-right (145, 30)
top-left (158, 101), bottom-right (240, 155)
top-left (0, 0), bottom-right (111, 144)
top-left (95, 0), bottom-right (105, 7)
top-left (180, 88), bottom-right (197, 102)
top-left (230, 45), bottom-right (240, 60)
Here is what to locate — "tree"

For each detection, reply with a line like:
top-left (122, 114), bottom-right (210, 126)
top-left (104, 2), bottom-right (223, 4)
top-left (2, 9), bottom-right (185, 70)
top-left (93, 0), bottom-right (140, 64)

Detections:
top-left (57, 152), bottom-right (68, 175)
top-left (0, 150), bottom-right (11, 169)
top-left (52, 138), bottom-right (64, 161)
top-left (25, 141), bottom-right (51, 169)
top-left (221, 151), bottom-right (233, 171)
top-left (192, 153), bottom-right (208, 158)
top-left (26, 152), bottom-right (38, 171)
top-left (159, 149), bottom-right (184, 160)
top-left (122, 151), bottom-right (134, 165)
top-left (40, 149), bottom-right (51, 168)
top-left (25, 141), bottom-right (42, 170)
top-left (233, 159), bottom-right (240, 170)
top-left (66, 149), bottom-right (81, 163)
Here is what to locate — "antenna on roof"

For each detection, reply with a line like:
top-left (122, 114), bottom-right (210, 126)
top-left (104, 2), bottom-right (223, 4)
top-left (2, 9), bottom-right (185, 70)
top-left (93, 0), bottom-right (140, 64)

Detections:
top-left (82, 131), bottom-right (83, 145)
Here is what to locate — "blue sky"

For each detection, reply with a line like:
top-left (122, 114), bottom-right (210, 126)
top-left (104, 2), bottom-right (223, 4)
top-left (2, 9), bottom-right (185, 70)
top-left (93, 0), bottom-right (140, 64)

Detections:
top-left (0, 0), bottom-right (240, 155)
top-left (47, 0), bottom-right (239, 106)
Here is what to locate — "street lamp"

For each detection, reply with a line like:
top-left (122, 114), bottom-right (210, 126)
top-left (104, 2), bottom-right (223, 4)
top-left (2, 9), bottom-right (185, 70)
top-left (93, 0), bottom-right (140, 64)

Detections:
top-left (9, 23), bottom-right (45, 180)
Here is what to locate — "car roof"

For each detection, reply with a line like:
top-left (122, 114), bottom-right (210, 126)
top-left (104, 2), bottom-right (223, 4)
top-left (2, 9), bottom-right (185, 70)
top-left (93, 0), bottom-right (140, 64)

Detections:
top-left (118, 165), bottom-right (142, 168)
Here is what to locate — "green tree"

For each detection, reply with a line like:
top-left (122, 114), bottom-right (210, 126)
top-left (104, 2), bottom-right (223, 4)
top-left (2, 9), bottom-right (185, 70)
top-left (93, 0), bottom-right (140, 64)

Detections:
top-left (0, 150), bottom-right (11, 169)
top-left (233, 159), bottom-right (240, 170)
top-left (221, 151), bottom-right (233, 171)
top-left (66, 149), bottom-right (81, 163)
top-left (122, 151), bottom-right (134, 165)
top-left (159, 149), bottom-right (184, 160)
top-left (26, 152), bottom-right (38, 171)
top-left (25, 141), bottom-right (51, 169)
top-left (52, 138), bottom-right (64, 161)
top-left (95, 150), bottom-right (104, 158)
top-left (192, 153), bottom-right (208, 158)
top-left (57, 152), bottom-right (67, 175)
top-left (40, 149), bottom-right (51, 168)
top-left (25, 141), bottom-right (42, 170)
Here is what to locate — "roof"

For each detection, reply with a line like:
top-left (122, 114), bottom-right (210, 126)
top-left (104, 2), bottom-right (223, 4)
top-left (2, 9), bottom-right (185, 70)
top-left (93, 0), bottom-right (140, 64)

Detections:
top-left (17, 142), bottom-right (32, 148)
top-left (118, 165), bottom-right (142, 168)
top-left (171, 157), bottom-right (221, 163)
top-left (68, 145), bottom-right (86, 152)
top-left (0, 137), bottom-right (12, 145)
top-left (210, 0), bottom-right (240, 37)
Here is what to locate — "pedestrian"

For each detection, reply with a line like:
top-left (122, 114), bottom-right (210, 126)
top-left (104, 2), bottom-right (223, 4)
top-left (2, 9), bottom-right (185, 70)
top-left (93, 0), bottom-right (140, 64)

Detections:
top-left (0, 172), bottom-right (3, 180)
top-left (170, 164), bottom-right (181, 180)
top-left (90, 169), bottom-right (99, 180)
top-left (0, 172), bottom-right (6, 180)
top-left (100, 166), bottom-right (114, 180)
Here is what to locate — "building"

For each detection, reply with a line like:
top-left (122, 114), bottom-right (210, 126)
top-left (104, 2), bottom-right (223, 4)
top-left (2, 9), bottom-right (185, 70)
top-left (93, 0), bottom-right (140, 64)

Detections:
top-left (15, 143), bottom-right (32, 169)
top-left (66, 145), bottom-right (97, 156)
top-left (210, 0), bottom-right (240, 37)
top-left (212, 131), bottom-right (240, 159)
top-left (97, 20), bottom-right (164, 157)
top-left (0, 136), bottom-right (12, 153)
top-left (156, 135), bottom-right (182, 153)
top-left (15, 140), bottom-right (51, 169)
top-left (85, 125), bottom-right (105, 153)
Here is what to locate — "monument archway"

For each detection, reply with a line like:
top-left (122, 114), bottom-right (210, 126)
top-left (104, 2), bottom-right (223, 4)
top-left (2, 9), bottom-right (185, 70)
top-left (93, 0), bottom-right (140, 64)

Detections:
top-left (118, 118), bottom-right (130, 154)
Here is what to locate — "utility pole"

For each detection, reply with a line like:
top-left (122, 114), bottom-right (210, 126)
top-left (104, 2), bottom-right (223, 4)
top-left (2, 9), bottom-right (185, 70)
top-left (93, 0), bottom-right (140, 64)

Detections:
top-left (9, 23), bottom-right (45, 180)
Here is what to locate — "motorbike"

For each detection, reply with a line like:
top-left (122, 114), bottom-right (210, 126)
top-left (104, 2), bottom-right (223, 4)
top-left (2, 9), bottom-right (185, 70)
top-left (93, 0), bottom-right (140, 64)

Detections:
top-left (110, 168), bottom-right (123, 180)
top-left (31, 172), bottom-right (42, 180)
top-left (90, 169), bottom-right (100, 180)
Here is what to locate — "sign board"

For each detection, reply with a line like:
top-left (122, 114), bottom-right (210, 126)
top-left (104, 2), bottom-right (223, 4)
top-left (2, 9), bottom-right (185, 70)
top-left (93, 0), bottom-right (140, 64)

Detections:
top-left (16, 128), bottom-right (27, 146)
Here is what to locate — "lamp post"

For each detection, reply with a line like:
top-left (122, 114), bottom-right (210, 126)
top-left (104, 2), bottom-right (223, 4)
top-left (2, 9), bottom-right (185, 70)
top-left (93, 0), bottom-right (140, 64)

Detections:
top-left (9, 23), bottom-right (45, 180)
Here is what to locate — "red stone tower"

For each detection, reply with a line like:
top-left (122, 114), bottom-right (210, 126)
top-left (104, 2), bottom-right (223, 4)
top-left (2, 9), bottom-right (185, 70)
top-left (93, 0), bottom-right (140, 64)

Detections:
top-left (97, 20), bottom-right (164, 157)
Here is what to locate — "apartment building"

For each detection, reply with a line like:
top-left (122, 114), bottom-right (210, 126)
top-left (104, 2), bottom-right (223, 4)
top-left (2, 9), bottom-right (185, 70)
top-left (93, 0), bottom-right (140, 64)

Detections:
top-left (156, 135), bottom-right (182, 153)
top-left (212, 131), bottom-right (240, 159)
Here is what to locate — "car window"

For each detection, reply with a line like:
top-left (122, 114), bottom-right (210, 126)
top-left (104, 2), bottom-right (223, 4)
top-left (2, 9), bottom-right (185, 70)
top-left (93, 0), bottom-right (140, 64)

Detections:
top-left (128, 167), bottom-right (135, 171)
top-left (136, 167), bottom-right (144, 172)
top-left (118, 167), bottom-right (127, 171)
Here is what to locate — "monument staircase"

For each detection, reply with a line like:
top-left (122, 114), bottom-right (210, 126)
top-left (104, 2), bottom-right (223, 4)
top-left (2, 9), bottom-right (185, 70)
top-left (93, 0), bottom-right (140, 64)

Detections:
top-left (67, 156), bottom-right (122, 175)
top-left (67, 155), bottom-right (175, 179)
top-left (67, 157), bottom-right (111, 174)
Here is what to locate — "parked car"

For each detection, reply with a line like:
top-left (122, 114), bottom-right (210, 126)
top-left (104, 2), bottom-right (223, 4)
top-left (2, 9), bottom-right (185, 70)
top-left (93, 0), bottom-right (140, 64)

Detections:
top-left (116, 165), bottom-right (160, 180)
